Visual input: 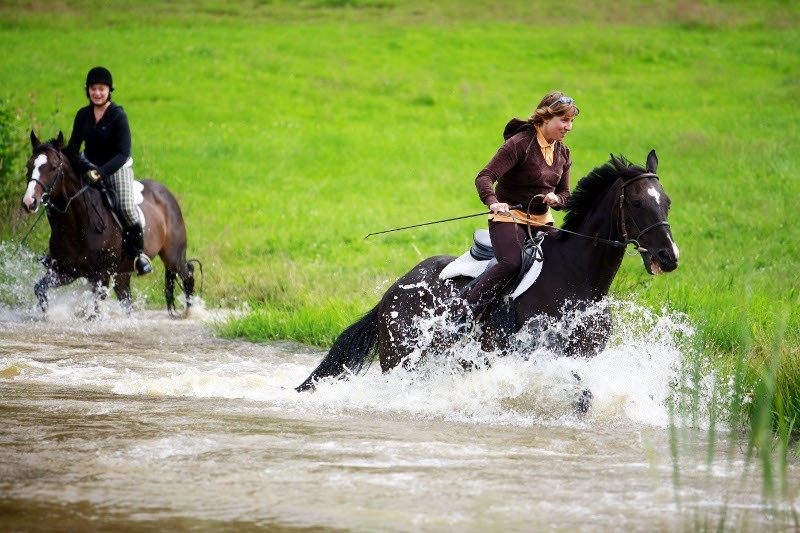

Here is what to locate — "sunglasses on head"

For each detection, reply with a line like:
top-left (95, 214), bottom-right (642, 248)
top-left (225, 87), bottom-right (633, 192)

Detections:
top-left (549, 96), bottom-right (574, 108)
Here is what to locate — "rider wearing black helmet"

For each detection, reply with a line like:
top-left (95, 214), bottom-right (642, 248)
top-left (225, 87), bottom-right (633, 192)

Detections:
top-left (66, 66), bottom-right (152, 275)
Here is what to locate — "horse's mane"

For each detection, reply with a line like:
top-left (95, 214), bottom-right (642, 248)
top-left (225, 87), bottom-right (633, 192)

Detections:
top-left (560, 154), bottom-right (646, 233)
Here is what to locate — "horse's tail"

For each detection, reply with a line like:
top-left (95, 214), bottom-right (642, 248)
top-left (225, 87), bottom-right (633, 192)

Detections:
top-left (187, 258), bottom-right (204, 296)
top-left (295, 304), bottom-right (381, 392)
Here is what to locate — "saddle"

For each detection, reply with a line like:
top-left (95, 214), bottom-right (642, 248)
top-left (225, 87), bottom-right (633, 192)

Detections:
top-left (440, 229), bottom-right (545, 300)
top-left (438, 229), bottom-right (546, 334)
top-left (469, 229), bottom-right (495, 261)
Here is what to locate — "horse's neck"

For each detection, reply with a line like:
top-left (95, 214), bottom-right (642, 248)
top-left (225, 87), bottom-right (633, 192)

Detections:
top-left (553, 185), bottom-right (626, 296)
top-left (50, 171), bottom-right (93, 222)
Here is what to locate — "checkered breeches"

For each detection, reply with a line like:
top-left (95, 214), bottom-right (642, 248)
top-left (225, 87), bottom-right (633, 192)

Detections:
top-left (105, 166), bottom-right (139, 227)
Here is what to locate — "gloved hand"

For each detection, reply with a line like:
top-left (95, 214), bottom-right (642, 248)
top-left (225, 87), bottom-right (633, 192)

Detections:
top-left (84, 169), bottom-right (102, 184)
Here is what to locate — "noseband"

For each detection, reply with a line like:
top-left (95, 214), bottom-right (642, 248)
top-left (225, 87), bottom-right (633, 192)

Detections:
top-left (619, 172), bottom-right (671, 252)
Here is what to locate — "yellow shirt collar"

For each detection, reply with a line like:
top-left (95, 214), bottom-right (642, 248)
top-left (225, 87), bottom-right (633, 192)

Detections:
top-left (535, 125), bottom-right (556, 165)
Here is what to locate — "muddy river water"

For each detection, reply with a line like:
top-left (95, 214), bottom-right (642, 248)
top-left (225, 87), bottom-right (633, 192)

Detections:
top-left (1, 292), bottom-right (797, 531)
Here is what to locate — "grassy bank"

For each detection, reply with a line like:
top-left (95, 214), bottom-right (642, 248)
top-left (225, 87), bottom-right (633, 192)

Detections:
top-left (1, 1), bottom-right (798, 441)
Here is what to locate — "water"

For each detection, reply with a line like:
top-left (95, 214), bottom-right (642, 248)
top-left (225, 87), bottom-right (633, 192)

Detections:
top-left (1, 258), bottom-right (798, 530)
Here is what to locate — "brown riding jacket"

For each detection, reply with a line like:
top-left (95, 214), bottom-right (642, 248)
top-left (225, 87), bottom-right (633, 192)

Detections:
top-left (475, 118), bottom-right (571, 215)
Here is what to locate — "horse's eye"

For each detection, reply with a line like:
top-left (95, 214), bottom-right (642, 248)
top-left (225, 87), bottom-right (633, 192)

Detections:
top-left (632, 200), bottom-right (642, 208)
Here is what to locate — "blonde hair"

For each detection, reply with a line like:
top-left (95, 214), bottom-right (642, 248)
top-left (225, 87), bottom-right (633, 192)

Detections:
top-left (529, 91), bottom-right (580, 126)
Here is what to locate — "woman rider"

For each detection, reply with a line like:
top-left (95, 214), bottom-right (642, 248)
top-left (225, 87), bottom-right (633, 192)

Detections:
top-left (66, 66), bottom-right (152, 275)
top-left (454, 91), bottom-right (579, 331)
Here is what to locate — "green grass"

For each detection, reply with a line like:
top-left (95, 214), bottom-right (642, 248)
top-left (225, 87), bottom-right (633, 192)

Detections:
top-left (0, 1), bottom-right (798, 441)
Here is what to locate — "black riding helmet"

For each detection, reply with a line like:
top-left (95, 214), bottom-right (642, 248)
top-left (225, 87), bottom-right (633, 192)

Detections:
top-left (85, 66), bottom-right (114, 91)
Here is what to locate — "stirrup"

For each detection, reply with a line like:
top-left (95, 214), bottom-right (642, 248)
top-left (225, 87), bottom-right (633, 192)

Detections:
top-left (134, 254), bottom-right (153, 275)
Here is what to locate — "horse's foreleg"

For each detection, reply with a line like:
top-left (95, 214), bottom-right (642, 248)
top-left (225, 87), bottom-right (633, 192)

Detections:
top-left (113, 273), bottom-right (133, 316)
top-left (34, 274), bottom-right (52, 314)
top-left (34, 269), bottom-right (75, 317)
top-left (88, 277), bottom-right (111, 320)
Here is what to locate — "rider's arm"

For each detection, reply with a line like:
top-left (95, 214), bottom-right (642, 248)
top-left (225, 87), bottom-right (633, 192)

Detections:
top-left (97, 107), bottom-right (132, 178)
top-left (475, 141), bottom-right (519, 207)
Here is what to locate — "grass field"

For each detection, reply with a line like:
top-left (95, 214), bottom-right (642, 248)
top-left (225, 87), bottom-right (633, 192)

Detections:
top-left (1, 1), bottom-right (798, 442)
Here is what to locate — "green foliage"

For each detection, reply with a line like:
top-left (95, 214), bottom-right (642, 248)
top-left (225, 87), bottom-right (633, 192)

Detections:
top-left (216, 298), bottom-right (365, 347)
top-left (0, 99), bottom-right (27, 233)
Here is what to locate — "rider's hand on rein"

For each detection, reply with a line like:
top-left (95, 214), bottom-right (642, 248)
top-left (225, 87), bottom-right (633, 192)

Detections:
top-left (533, 192), bottom-right (562, 208)
top-left (84, 169), bottom-right (102, 185)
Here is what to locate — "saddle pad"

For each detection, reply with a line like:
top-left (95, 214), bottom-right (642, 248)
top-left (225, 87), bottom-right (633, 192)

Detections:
top-left (438, 252), bottom-right (543, 300)
top-left (510, 260), bottom-right (543, 299)
top-left (133, 181), bottom-right (146, 227)
top-left (133, 180), bottom-right (144, 205)
top-left (439, 251), bottom-right (490, 279)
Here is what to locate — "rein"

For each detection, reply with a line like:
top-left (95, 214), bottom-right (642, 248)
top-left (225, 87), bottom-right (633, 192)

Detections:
top-left (509, 171), bottom-right (669, 253)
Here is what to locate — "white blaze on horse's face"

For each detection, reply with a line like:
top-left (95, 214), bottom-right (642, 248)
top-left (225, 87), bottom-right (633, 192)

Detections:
top-left (23, 153), bottom-right (48, 211)
top-left (669, 234), bottom-right (680, 260)
top-left (647, 186), bottom-right (661, 205)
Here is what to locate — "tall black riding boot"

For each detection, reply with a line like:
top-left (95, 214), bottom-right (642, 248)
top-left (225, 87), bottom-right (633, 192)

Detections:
top-left (125, 223), bottom-right (153, 276)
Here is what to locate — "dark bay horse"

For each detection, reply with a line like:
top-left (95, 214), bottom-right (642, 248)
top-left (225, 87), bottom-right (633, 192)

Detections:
top-left (22, 131), bottom-right (197, 317)
top-left (297, 150), bottom-right (679, 391)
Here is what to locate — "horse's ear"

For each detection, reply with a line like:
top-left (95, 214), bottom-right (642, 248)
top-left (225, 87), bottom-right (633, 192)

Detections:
top-left (646, 149), bottom-right (658, 173)
top-left (30, 130), bottom-right (41, 149)
top-left (56, 131), bottom-right (64, 150)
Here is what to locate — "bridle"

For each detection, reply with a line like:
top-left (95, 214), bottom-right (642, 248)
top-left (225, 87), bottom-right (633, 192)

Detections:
top-left (28, 146), bottom-right (63, 206)
top-left (28, 146), bottom-right (91, 214)
top-left (509, 171), bottom-right (670, 254)
top-left (617, 172), bottom-right (671, 253)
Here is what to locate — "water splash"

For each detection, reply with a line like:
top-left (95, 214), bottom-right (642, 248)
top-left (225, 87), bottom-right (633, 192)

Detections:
top-left (0, 240), bottom-right (205, 320)
top-left (0, 241), bottom-right (41, 308)
top-left (1, 239), bottom-right (709, 431)
top-left (288, 296), bottom-right (709, 430)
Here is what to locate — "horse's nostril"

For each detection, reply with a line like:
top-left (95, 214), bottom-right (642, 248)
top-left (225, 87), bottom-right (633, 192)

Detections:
top-left (657, 249), bottom-right (678, 270)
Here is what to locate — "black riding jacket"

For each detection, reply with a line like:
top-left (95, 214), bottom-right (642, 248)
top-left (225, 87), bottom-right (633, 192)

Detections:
top-left (66, 102), bottom-right (131, 178)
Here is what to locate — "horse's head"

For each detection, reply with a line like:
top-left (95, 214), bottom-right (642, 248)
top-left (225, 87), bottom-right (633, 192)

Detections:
top-left (613, 150), bottom-right (679, 275)
top-left (23, 131), bottom-right (70, 213)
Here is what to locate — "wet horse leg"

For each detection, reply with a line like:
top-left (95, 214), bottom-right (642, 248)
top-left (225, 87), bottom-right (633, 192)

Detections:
top-left (164, 269), bottom-right (177, 317)
top-left (164, 261), bottom-right (195, 318)
top-left (113, 273), bottom-right (133, 316)
top-left (87, 276), bottom-right (112, 320)
top-left (34, 269), bottom-right (76, 317)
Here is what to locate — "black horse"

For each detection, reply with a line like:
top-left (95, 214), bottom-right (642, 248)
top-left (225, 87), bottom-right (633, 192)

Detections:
top-left (297, 150), bottom-right (679, 391)
top-left (22, 131), bottom-right (197, 317)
